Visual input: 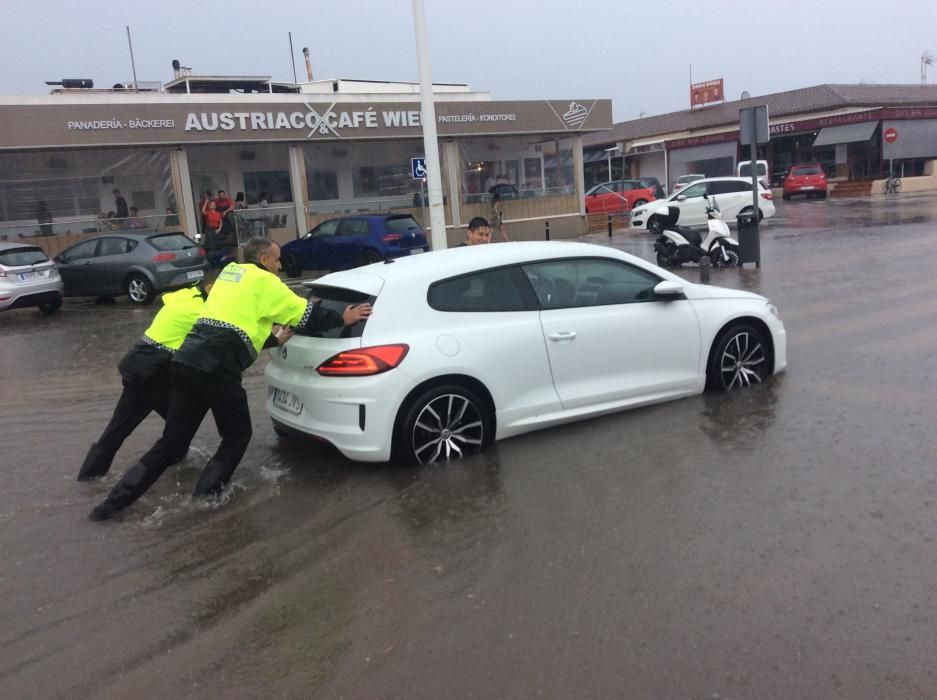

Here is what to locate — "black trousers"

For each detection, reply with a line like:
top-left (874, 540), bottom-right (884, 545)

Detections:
top-left (77, 379), bottom-right (169, 480)
top-left (101, 363), bottom-right (252, 512)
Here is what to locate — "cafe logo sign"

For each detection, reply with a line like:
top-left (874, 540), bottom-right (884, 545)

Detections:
top-left (183, 103), bottom-right (423, 137)
top-left (562, 102), bottom-right (588, 128)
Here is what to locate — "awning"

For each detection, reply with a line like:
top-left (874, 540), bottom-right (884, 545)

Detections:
top-left (583, 149), bottom-right (615, 163)
top-left (812, 121), bottom-right (878, 147)
top-left (882, 119), bottom-right (937, 160)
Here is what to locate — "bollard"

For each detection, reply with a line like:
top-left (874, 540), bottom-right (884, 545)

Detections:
top-left (699, 255), bottom-right (711, 284)
top-left (545, 220), bottom-right (550, 241)
top-left (607, 214), bottom-right (613, 237)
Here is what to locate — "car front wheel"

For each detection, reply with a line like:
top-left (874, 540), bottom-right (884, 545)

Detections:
top-left (707, 324), bottom-right (769, 391)
top-left (395, 384), bottom-right (492, 465)
top-left (282, 252), bottom-right (302, 278)
top-left (648, 216), bottom-right (664, 235)
top-left (126, 274), bottom-right (154, 305)
top-left (37, 294), bottom-right (62, 313)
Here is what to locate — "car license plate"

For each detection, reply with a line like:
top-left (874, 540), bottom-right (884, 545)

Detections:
top-left (409, 248), bottom-right (425, 255)
top-left (272, 388), bottom-right (303, 415)
top-left (18, 270), bottom-right (44, 281)
top-left (802, 186), bottom-right (815, 190)
top-left (186, 270), bottom-right (204, 280)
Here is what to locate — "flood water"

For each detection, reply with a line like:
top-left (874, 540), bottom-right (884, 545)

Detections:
top-left (2, 192), bottom-right (937, 698)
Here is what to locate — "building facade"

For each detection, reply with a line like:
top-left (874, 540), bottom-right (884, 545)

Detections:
top-left (0, 78), bottom-right (611, 254)
top-left (583, 84), bottom-right (937, 192)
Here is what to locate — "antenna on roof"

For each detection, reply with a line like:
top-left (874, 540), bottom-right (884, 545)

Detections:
top-left (126, 26), bottom-right (139, 88)
top-left (288, 32), bottom-right (298, 84)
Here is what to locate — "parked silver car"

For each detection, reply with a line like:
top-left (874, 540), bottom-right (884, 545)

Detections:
top-left (54, 232), bottom-right (206, 305)
top-left (0, 242), bottom-right (64, 313)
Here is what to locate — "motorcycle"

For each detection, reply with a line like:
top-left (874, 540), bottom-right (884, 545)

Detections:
top-left (652, 197), bottom-right (740, 268)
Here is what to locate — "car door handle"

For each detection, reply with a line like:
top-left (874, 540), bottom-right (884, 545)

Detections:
top-left (548, 331), bottom-right (577, 341)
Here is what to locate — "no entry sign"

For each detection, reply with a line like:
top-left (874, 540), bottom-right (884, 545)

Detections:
top-left (884, 127), bottom-right (898, 144)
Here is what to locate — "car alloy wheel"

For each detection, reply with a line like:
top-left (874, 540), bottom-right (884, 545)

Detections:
top-left (398, 384), bottom-right (491, 465)
top-left (648, 217), bottom-right (663, 235)
top-left (126, 274), bottom-right (154, 305)
top-left (708, 325), bottom-right (768, 391)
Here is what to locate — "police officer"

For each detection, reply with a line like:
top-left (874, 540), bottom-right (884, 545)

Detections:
top-left (89, 237), bottom-right (372, 521)
top-left (77, 268), bottom-right (220, 481)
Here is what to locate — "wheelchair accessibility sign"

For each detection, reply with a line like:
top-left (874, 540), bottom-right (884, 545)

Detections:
top-left (411, 157), bottom-right (427, 179)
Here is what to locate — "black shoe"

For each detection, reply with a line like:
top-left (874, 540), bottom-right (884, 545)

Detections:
top-left (88, 503), bottom-right (118, 521)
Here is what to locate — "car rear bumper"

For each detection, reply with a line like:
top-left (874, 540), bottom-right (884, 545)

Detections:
top-left (0, 278), bottom-right (64, 310)
top-left (154, 266), bottom-right (205, 291)
top-left (265, 357), bottom-right (411, 462)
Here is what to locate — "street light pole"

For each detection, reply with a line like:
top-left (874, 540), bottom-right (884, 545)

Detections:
top-left (412, 0), bottom-right (447, 251)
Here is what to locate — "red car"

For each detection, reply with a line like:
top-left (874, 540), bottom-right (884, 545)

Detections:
top-left (585, 180), bottom-right (657, 214)
top-left (783, 164), bottom-right (828, 200)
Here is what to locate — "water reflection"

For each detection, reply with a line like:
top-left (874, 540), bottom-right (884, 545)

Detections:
top-left (700, 378), bottom-right (781, 451)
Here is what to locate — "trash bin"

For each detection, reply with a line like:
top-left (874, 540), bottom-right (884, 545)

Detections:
top-left (736, 212), bottom-right (761, 265)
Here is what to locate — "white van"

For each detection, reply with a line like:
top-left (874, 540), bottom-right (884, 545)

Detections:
top-left (737, 160), bottom-right (769, 187)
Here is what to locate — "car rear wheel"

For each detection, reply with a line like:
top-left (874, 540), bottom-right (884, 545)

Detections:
top-left (360, 249), bottom-right (382, 265)
top-left (395, 384), bottom-right (492, 465)
top-left (707, 324), bottom-right (768, 391)
top-left (282, 252), bottom-right (302, 278)
top-left (126, 274), bottom-right (155, 305)
top-left (37, 295), bottom-right (62, 313)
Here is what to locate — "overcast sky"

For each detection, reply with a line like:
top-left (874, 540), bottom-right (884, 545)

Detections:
top-left (2, 0), bottom-right (936, 122)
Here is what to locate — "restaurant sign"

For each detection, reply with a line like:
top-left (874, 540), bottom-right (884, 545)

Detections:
top-left (0, 99), bottom-right (612, 149)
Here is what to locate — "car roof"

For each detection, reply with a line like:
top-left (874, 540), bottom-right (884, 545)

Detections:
top-left (0, 241), bottom-right (48, 252)
top-left (312, 241), bottom-right (674, 292)
top-left (320, 213), bottom-right (416, 222)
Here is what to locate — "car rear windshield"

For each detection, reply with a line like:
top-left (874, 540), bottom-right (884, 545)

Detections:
top-left (297, 284), bottom-right (375, 338)
top-left (383, 216), bottom-right (422, 233)
top-left (147, 233), bottom-right (196, 251)
top-left (0, 246), bottom-right (49, 267)
top-left (792, 166), bottom-right (823, 175)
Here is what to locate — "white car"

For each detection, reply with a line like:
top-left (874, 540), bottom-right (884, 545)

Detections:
top-left (631, 177), bottom-right (776, 234)
top-left (265, 241), bottom-right (787, 464)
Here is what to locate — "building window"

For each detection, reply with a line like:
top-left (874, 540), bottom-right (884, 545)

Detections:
top-left (307, 169), bottom-right (338, 200)
top-left (353, 165), bottom-right (412, 197)
top-left (243, 170), bottom-right (292, 204)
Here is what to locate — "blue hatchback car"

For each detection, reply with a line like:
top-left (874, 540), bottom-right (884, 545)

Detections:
top-left (281, 214), bottom-right (429, 276)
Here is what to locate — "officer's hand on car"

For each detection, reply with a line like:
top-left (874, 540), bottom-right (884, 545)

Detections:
top-left (273, 325), bottom-right (294, 346)
top-left (343, 303), bottom-right (372, 326)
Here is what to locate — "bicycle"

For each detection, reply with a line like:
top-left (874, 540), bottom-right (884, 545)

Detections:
top-left (884, 173), bottom-right (902, 195)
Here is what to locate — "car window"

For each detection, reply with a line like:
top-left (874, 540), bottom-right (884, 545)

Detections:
top-left (384, 215), bottom-right (421, 233)
top-left (311, 220), bottom-right (340, 239)
top-left (792, 166), bottom-right (823, 175)
top-left (62, 239), bottom-right (98, 262)
top-left (147, 233), bottom-right (193, 251)
top-left (522, 258), bottom-right (661, 309)
top-left (97, 237), bottom-right (131, 256)
top-left (297, 284), bottom-right (374, 338)
top-left (337, 219), bottom-right (369, 237)
top-left (0, 246), bottom-right (49, 267)
top-left (428, 266), bottom-right (536, 312)
top-left (679, 183), bottom-right (708, 199)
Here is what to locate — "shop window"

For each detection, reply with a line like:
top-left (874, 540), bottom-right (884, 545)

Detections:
top-left (0, 177), bottom-right (100, 221)
top-left (243, 170), bottom-right (292, 204)
top-left (353, 165), bottom-right (412, 197)
top-left (308, 169), bottom-right (338, 201)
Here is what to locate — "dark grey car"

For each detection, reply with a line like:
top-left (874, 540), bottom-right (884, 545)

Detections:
top-left (54, 232), bottom-right (206, 305)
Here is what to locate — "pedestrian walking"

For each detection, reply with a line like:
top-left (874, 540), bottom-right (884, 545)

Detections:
top-left (77, 270), bottom-right (220, 480)
top-left (89, 237), bottom-right (372, 521)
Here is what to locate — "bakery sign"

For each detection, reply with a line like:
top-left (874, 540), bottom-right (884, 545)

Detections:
top-left (0, 99), bottom-right (612, 149)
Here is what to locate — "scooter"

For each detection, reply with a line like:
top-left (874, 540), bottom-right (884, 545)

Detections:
top-left (652, 197), bottom-right (740, 268)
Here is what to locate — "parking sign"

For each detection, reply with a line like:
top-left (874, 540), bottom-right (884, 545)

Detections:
top-left (411, 157), bottom-right (427, 179)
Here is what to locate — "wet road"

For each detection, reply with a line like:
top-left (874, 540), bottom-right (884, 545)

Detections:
top-left (2, 193), bottom-right (937, 698)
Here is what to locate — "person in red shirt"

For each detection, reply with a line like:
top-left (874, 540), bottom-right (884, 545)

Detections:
top-left (203, 201), bottom-right (224, 255)
top-left (213, 189), bottom-right (234, 215)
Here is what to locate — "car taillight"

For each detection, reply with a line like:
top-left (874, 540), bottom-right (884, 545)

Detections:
top-left (317, 344), bottom-right (409, 376)
top-left (382, 233), bottom-right (402, 243)
top-left (198, 247), bottom-right (206, 257)
top-left (152, 252), bottom-right (177, 262)
top-left (760, 191), bottom-right (774, 200)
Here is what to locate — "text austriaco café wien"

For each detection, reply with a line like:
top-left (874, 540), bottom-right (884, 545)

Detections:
top-left (0, 81), bottom-right (612, 253)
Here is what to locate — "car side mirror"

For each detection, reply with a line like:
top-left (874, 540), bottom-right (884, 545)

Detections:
top-left (653, 280), bottom-right (684, 299)
top-left (676, 194), bottom-right (687, 202)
